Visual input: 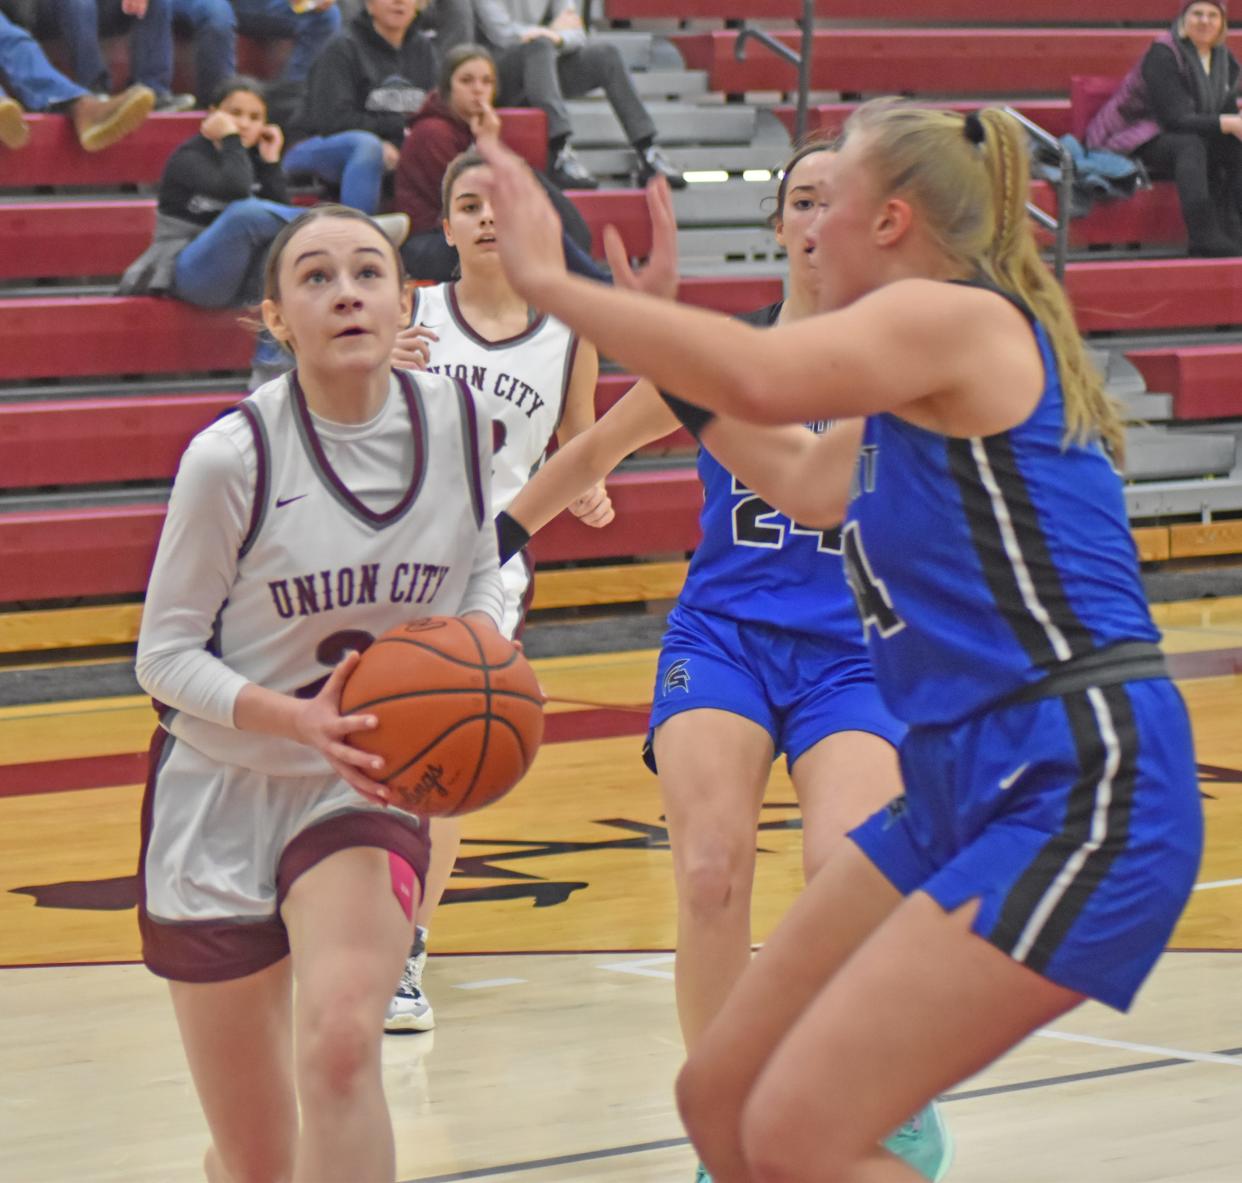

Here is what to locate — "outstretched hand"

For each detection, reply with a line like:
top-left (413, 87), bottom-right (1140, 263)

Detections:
top-left (602, 175), bottom-right (680, 301)
top-left (475, 130), bottom-right (568, 302)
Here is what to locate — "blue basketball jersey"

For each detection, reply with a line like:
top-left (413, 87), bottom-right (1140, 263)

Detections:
top-left (678, 303), bottom-right (863, 642)
top-left (843, 295), bottom-right (1159, 727)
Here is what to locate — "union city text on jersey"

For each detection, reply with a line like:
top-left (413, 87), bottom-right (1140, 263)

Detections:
top-left (267, 562), bottom-right (453, 619)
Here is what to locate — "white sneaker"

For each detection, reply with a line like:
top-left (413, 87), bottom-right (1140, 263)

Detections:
top-left (385, 932), bottom-right (434, 1033)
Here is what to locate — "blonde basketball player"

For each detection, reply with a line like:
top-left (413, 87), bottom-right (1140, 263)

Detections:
top-left (135, 204), bottom-right (504, 1183)
top-left (497, 145), bottom-right (948, 1183)
top-left (477, 105), bottom-right (1201, 1182)
top-left (383, 149), bottom-right (606, 1033)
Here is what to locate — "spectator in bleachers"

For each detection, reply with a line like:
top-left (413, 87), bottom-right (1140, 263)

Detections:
top-left (341, 0), bottom-right (474, 55)
top-left (117, 75), bottom-right (308, 386)
top-left (118, 74), bottom-right (409, 384)
top-left (46, 0), bottom-right (195, 109)
top-left (285, 0), bottom-right (434, 212)
top-left (1088, 0), bottom-right (1242, 256)
top-left (169, 1), bottom-right (342, 110)
top-left (394, 43), bottom-right (604, 280)
top-left (473, 0), bottom-right (683, 191)
top-left (0, 7), bottom-right (154, 150)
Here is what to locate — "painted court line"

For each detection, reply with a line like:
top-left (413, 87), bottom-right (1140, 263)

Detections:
top-left (453, 978), bottom-right (526, 990)
top-left (1194, 877), bottom-right (1242, 892)
top-left (1037, 1029), bottom-right (1242, 1066)
top-left (402, 1045), bottom-right (1242, 1181)
top-left (597, 954), bottom-right (676, 980)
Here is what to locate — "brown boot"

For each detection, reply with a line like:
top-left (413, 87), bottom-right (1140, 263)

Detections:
top-left (70, 84), bottom-right (155, 153)
top-left (0, 95), bottom-right (30, 151)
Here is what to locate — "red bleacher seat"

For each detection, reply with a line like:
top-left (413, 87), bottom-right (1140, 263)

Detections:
top-left (0, 377), bottom-right (691, 492)
top-left (0, 113), bottom-right (196, 188)
top-left (1031, 181), bottom-right (1185, 248)
top-left (673, 29), bottom-right (1242, 96)
top-left (1064, 258), bottom-right (1242, 332)
top-left (0, 393), bottom-right (241, 488)
top-left (0, 469), bottom-right (704, 604)
top-left (1126, 346), bottom-right (1242, 420)
top-left (0, 297), bottom-right (251, 381)
top-left (607, 1), bottom-right (1180, 19)
top-left (0, 200), bottom-right (155, 281)
top-left (0, 111), bottom-right (548, 192)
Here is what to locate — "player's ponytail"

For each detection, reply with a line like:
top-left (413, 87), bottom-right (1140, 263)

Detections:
top-left (845, 101), bottom-right (1125, 463)
top-left (975, 109), bottom-right (1125, 462)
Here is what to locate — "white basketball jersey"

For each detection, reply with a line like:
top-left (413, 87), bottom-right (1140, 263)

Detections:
top-left (413, 282), bottom-right (577, 514)
top-left (413, 283), bottom-right (577, 636)
top-left (163, 369), bottom-right (492, 776)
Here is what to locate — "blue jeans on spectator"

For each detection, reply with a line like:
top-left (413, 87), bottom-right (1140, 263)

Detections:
top-left (0, 11), bottom-right (89, 109)
top-left (51, 0), bottom-right (175, 96)
top-left (169, 0), bottom-right (236, 103)
top-left (283, 131), bottom-right (386, 214)
top-left (169, 0), bottom-right (340, 101)
top-left (232, 0), bottom-right (341, 82)
top-left (172, 197), bottom-right (297, 307)
top-left (172, 197), bottom-right (297, 369)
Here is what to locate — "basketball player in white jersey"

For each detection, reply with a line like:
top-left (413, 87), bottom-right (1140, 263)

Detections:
top-left (383, 148), bottom-right (608, 1031)
top-left (135, 205), bottom-right (504, 1183)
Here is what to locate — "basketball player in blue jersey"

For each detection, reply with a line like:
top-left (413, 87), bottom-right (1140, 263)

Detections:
top-left (135, 205), bottom-right (505, 1183)
top-left (476, 103), bottom-right (1203, 1181)
top-left (382, 149), bottom-right (607, 1034)
top-left (498, 145), bottom-right (949, 1183)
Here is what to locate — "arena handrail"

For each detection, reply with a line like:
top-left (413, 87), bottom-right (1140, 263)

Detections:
top-left (734, 1), bottom-right (815, 143)
top-left (1004, 105), bottom-right (1074, 281)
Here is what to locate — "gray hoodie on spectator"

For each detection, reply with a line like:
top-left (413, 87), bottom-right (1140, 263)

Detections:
top-left (473, 0), bottom-right (586, 53)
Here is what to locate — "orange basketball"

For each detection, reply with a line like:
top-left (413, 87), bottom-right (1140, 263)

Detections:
top-left (339, 616), bottom-right (544, 816)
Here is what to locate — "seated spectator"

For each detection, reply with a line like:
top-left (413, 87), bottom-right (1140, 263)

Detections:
top-left (395, 42), bottom-right (604, 280)
top-left (286, 0), bottom-right (434, 212)
top-left (118, 75), bottom-right (409, 384)
top-left (473, 0), bottom-right (683, 190)
top-left (1087, 1), bottom-right (1242, 255)
top-left (45, 0), bottom-right (194, 110)
top-left (0, 8), bottom-right (154, 151)
top-left (341, 0), bottom-right (473, 55)
top-left (169, 0), bottom-right (342, 109)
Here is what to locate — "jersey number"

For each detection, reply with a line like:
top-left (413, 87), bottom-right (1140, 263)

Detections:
top-left (731, 478), bottom-right (841, 553)
top-left (294, 628), bottom-right (376, 699)
top-left (841, 521), bottom-right (905, 638)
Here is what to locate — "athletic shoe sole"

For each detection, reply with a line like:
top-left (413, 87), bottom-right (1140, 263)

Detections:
top-left (0, 99), bottom-right (30, 151)
top-left (78, 87), bottom-right (155, 153)
top-left (384, 1009), bottom-right (435, 1034)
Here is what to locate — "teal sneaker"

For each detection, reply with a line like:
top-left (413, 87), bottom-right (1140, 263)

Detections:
top-left (884, 1102), bottom-right (953, 1181)
top-left (693, 1164), bottom-right (712, 1183)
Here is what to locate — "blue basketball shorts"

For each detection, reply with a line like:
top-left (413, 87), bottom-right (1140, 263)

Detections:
top-left (849, 677), bottom-right (1203, 1011)
top-left (645, 602), bottom-right (905, 773)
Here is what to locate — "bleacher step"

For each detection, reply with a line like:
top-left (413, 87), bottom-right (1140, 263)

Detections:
top-left (568, 101), bottom-right (757, 146)
top-left (1125, 427), bottom-right (1236, 482)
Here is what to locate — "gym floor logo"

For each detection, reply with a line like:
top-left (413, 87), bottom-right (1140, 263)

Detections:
top-left (10, 805), bottom-right (810, 914)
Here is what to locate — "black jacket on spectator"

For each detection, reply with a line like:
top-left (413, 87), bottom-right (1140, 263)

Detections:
top-left (1143, 39), bottom-right (1241, 134)
top-left (159, 133), bottom-right (289, 227)
top-left (294, 10), bottom-right (437, 147)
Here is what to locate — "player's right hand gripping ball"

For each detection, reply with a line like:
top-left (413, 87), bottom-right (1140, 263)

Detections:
top-left (340, 617), bottom-right (545, 815)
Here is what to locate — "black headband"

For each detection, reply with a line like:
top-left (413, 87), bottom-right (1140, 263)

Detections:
top-left (963, 112), bottom-right (986, 145)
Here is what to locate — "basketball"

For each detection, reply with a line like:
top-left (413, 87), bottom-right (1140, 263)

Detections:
top-left (339, 616), bottom-right (545, 816)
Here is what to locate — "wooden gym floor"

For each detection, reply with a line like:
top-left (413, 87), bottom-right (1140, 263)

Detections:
top-left (2, 597), bottom-right (1241, 1182)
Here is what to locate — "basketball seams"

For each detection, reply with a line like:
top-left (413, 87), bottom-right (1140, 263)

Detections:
top-left (453, 617), bottom-right (493, 813)
top-left (367, 634), bottom-right (520, 672)
top-left (339, 615), bottom-right (542, 816)
top-left (347, 687), bottom-right (544, 713)
top-left (445, 716), bottom-right (529, 816)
